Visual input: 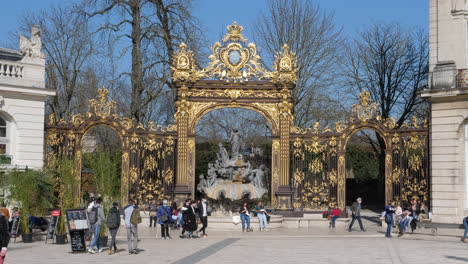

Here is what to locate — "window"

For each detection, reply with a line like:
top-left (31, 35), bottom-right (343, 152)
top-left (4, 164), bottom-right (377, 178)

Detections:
top-left (0, 117), bottom-right (8, 156)
top-left (0, 117), bottom-right (5, 137)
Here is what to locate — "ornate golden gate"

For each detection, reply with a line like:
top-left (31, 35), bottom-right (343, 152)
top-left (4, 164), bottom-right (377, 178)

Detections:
top-left (290, 92), bottom-right (429, 210)
top-left (45, 88), bottom-right (176, 206)
top-left (45, 22), bottom-right (429, 211)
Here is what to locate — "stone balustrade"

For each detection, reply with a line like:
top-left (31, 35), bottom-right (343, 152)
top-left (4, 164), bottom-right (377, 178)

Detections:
top-left (0, 62), bottom-right (23, 78)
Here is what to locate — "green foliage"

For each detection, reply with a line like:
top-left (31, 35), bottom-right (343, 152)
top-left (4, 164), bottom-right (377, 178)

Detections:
top-left (82, 147), bottom-right (121, 202)
top-left (0, 155), bottom-right (11, 165)
top-left (52, 157), bottom-right (76, 235)
top-left (346, 144), bottom-right (380, 182)
top-left (7, 169), bottom-right (55, 234)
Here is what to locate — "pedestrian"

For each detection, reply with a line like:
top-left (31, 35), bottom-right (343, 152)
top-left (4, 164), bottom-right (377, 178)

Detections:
top-left (88, 197), bottom-right (106, 254)
top-left (198, 197), bottom-right (209, 238)
top-left (463, 216), bottom-right (468, 243)
top-left (146, 200), bottom-right (158, 228)
top-left (106, 202), bottom-right (121, 255)
top-left (239, 202), bottom-right (252, 232)
top-left (0, 210), bottom-right (9, 264)
top-left (329, 204), bottom-right (341, 228)
top-left (157, 199), bottom-right (172, 239)
top-left (409, 198), bottom-right (420, 232)
top-left (255, 201), bottom-right (269, 231)
top-left (124, 199), bottom-right (140, 255)
top-left (419, 202), bottom-right (428, 221)
top-left (398, 210), bottom-right (411, 236)
top-left (185, 201), bottom-right (198, 239)
top-left (348, 197), bottom-right (365, 232)
top-left (179, 199), bottom-right (191, 238)
top-left (384, 200), bottom-right (395, 238)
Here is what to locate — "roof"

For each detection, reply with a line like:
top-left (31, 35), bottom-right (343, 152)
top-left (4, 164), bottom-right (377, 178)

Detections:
top-left (0, 47), bottom-right (23, 61)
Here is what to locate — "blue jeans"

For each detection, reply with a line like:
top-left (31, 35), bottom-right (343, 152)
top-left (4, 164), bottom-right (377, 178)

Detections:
top-left (241, 214), bottom-right (250, 230)
top-left (386, 217), bottom-right (394, 236)
top-left (90, 224), bottom-right (102, 249)
top-left (257, 213), bottom-right (268, 229)
top-left (464, 218), bottom-right (468, 239)
top-left (399, 218), bottom-right (410, 232)
top-left (331, 216), bottom-right (339, 227)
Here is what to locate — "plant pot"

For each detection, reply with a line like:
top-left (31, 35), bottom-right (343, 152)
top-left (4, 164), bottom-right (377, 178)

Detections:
top-left (56, 234), bottom-right (67, 244)
top-left (22, 233), bottom-right (33, 243)
top-left (99, 236), bottom-right (108, 248)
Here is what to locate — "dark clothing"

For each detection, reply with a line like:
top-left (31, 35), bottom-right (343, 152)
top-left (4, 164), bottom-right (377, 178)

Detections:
top-left (108, 228), bottom-right (118, 251)
top-left (0, 215), bottom-right (9, 248)
top-left (239, 205), bottom-right (250, 215)
top-left (199, 216), bottom-right (208, 235)
top-left (409, 204), bottom-right (420, 231)
top-left (184, 206), bottom-right (197, 232)
top-left (160, 223), bottom-right (170, 238)
top-left (350, 202), bottom-right (361, 216)
top-left (385, 205), bottom-right (395, 237)
top-left (348, 215), bottom-right (364, 231)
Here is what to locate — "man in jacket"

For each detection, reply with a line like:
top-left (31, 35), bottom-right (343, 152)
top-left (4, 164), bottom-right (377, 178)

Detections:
top-left (88, 197), bottom-right (106, 254)
top-left (198, 197), bottom-right (209, 238)
top-left (348, 197), bottom-right (365, 232)
top-left (124, 199), bottom-right (139, 255)
top-left (157, 199), bottom-right (172, 239)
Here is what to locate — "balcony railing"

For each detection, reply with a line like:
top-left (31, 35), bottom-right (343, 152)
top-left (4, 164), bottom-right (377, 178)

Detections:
top-left (0, 62), bottom-right (23, 78)
top-left (429, 61), bottom-right (468, 90)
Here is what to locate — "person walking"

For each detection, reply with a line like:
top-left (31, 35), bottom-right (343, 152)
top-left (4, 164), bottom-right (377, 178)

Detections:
top-left (239, 202), bottom-right (252, 232)
top-left (179, 199), bottom-right (191, 238)
top-left (157, 199), bottom-right (172, 239)
top-left (463, 216), bottom-right (468, 243)
top-left (88, 197), bottom-right (106, 254)
top-left (147, 200), bottom-right (158, 228)
top-left (329, 204), bottom-right (341, 228)
top-left (185, 201), bottom-right (198, 239)
top-left (0, 210), bottom-right (9, 264)
top-left (106, 202), bottom-right (121, 255)
top-left (255, 201), bottom-right (269, 231)
top-left (124, 199), bottom-right (139, 255)
top-left (348, 197), bottom-right (365, 232)
top-left (198, 198), bottom-right (209, 238)
top-left (384, 200), bottom-right (395, 238)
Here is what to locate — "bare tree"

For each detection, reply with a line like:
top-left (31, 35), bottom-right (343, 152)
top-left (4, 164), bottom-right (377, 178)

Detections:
top-left (19, 6), bottom-right (95, 120)
top-left (253, 0), bottom-right (344, 127)
top-left (80, 0), bottom-right (204, 124)
top-left (343, 23), bottom-right (429, 126)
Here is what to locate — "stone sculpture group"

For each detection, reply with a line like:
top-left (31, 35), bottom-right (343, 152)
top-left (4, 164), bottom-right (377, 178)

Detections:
top-left (197, 128), bottom-right (268, 202)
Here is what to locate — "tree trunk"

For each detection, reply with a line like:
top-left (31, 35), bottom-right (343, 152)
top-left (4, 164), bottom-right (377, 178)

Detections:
top-left (130, 0), bottom-right (143, 123)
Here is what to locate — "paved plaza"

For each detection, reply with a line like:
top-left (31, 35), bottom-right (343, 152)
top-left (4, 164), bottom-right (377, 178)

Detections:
top-left (7, 217), bottom-right (468, 264)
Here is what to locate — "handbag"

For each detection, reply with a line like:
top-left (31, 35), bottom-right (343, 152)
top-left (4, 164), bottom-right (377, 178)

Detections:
top-left (150, 211), bottom-right (157, 217)
top-left (160, 208), bottom-right (169, 223)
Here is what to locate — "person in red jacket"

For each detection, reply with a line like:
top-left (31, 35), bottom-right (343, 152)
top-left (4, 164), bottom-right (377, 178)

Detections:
top-left (329, 204), bottom-right (341, 228)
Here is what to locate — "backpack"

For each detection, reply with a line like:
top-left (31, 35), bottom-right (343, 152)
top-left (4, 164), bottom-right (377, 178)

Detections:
top-left (106, 208), bottom-right (119, 229)
top-left (130, 207), bottom-right (142, 225)
top-left (88, 206), bottom-right (98, 225)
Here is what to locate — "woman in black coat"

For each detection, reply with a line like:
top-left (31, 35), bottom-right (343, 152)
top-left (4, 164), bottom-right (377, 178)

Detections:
top-left (184, 201), bottom-right (198, 238)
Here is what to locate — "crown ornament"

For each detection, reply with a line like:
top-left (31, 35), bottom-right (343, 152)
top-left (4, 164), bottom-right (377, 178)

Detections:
top-left (223, 21), bottom-right (247, 42)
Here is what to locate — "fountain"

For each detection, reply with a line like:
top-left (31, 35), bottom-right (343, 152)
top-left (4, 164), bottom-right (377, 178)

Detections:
top-left (197, 128), bottom-right (269, 214)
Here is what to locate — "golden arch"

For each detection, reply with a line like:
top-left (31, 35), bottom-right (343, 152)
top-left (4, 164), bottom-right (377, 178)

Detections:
top-left (189, 102), bottom-right (279, 136)
top-left (341, 122), bottom-right (390, 151)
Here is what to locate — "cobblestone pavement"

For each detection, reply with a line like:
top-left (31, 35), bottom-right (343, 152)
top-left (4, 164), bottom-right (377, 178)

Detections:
top-left (7, 217), bottom-right (468, 264)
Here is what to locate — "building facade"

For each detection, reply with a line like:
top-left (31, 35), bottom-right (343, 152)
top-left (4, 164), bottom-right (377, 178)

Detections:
top-left (421, 0), bottom-right (468, 223)
top-left (0, 26), bottom-right (55, 170)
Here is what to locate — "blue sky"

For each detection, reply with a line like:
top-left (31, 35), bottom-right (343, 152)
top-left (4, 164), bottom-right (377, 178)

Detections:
top-left (0, 0), bottom-right (428, 48)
